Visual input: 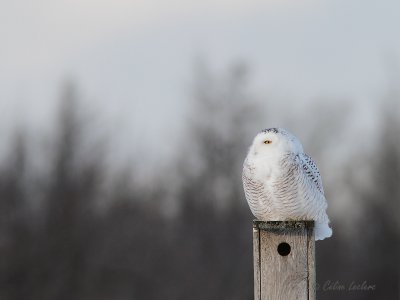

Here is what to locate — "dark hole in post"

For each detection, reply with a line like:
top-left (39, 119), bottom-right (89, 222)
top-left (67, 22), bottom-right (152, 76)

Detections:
top-left (277, 242), bottom-right (291, 256)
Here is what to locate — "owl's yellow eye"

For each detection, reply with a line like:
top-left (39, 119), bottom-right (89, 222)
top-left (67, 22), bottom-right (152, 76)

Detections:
top-left (263, 140), bottom-right (272, 144)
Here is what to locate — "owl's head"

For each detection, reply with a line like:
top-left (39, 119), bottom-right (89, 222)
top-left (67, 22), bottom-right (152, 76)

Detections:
top-left (249, 128), bottom-right (304, 158)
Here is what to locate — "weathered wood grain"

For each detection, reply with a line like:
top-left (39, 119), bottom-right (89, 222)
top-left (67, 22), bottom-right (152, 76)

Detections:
top-left (253, 223), bottom-right (261, 300)
top-left (307, 225), bottom-right (316, 300)
top-left (253, 221), bottom-right (315, 300)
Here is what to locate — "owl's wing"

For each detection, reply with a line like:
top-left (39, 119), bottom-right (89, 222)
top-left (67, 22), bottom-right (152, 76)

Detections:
top-left (299, 153), bottom-right (324, 195)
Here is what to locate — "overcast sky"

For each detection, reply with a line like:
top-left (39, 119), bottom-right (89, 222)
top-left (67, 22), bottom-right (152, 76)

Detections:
top-left (1, 0), bottom-right (400, 163)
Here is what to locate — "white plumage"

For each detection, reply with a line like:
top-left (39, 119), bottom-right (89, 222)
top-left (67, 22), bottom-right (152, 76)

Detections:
top-left (242, 128), bottom-right (332, 240)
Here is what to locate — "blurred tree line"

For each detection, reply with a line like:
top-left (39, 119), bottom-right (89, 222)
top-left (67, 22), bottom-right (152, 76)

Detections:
top-left (0, 64), bottom-right (399, 300)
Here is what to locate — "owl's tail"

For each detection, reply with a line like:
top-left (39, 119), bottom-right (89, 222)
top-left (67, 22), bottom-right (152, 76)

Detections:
top-left (315, 221), bottom-right (332, 241)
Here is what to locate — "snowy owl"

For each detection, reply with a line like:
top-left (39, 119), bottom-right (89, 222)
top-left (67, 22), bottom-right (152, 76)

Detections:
top-left (242, 128), bottom-right (332, 240)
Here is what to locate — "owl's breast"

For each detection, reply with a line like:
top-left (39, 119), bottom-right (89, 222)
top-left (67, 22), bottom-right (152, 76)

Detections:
top-left (249, 155), bottom-right (280, 182)
top-left (243, 158), bottom-right (278, 219)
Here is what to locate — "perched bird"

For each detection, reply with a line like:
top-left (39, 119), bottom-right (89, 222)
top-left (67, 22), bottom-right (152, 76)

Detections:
top-left (242, 128), bottom-right (332, 240)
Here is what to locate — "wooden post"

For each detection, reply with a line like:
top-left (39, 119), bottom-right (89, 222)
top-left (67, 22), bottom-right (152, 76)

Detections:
top-left (253, 220), bottom-right (315, 300)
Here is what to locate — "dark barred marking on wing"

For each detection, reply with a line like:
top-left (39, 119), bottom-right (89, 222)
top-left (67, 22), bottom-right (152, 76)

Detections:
top-left (300, 153), bottom-right (324, 194)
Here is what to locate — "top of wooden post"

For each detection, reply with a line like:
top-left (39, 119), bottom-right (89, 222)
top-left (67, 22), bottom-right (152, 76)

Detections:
top-left (253, 220), bottom-right (314, 231)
